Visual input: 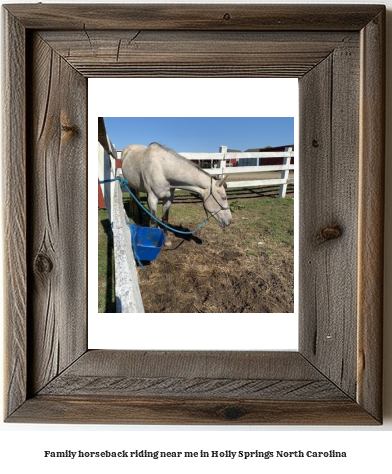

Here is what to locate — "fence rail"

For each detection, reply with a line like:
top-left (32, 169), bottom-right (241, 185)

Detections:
top-left (179, 146), bottom-right (294, 197)
top-left (98, 134), bottom-right (144, 313)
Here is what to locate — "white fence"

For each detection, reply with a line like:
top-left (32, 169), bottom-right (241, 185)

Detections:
top-left (98, 138), bottom-right (144, 313)
top-left (179, 146), bottom-right (294, 198)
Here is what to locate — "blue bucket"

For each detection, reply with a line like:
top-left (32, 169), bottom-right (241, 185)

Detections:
top-left (128, 224), bottom-right (165, 262)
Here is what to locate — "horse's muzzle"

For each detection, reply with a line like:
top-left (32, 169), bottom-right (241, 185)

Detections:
top-left (218, 214), bottom-right (232, 229)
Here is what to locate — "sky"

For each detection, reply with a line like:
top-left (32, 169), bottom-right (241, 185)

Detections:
top-left (103, 117), bottom-right (294, 153)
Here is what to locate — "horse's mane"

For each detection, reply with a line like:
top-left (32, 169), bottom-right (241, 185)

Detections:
top-left (149, 142), bottom-right (212, 178)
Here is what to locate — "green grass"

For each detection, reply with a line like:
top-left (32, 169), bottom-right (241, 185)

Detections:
top-left (240, 196), bottom-right (295, 246)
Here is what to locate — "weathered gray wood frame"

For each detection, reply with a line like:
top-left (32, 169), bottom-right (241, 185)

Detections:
top-left (3, 4), bottom-right (385, 424)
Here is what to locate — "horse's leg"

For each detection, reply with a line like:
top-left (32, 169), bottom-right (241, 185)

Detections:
top-left (162, 190), bottom-right (174, 228)
top-left (128, 188), bottom-right (142, 223)
top-left (147, 192), bottom-right (159, 228)
top-left (162, 190), bottom-right (175, 247)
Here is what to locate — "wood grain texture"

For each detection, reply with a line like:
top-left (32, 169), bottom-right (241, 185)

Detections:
top-left (9, 396), bottom-right (378, 425)
top-left (8, 352), bottom-right (378, 424)
top-left (27, 33), bottom-right (87, 395)
top-left (39, 30), bottom-right (358, 78)
top-left (357, 9), bottom-right (385, 422)
top-left (39, 377), bottom-right (347, 400)
top-left (2, 9), bottom-right (28, 419)
top-left (37, 351), bottom-right (346, 400)
top-left (4, 4), bottom-right (384, 31)
top-left (48, 350), bottom-right (330, 379)
top-left (299, 41), bottom-right (360, 399)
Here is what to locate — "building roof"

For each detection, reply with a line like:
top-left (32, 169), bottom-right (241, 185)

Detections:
top-left (245, 144), bottom-right (294, 152)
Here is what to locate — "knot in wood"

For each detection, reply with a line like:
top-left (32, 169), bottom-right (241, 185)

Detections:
top-left (223, 13), bottom-right (231, 21)
top-left (34, 252), bottom-right (53, 275)
top-left (61, 124), bottom-right (78, 134)
top-left (315, 225), bottom-right (342, 245)
top-left (312, 139), bottom-right (319, 148)
top-left (223, 405), bottom-right (244, 420)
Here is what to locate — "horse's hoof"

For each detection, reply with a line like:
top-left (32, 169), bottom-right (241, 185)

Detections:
top-left (164, 239), bottom-right (173, 247)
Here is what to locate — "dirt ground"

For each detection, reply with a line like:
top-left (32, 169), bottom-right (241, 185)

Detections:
top-left (135, 187), bottom-right (294, 313)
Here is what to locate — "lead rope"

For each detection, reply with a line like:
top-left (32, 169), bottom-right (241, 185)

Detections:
top-left (98, 177), bottom-right (210, 235)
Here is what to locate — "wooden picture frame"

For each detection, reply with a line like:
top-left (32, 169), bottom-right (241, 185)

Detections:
top-left (3, 4), bottom-right (385, 424)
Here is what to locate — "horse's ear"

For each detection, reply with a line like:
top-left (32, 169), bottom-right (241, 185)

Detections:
top-left (217, 175), bottom-right (228, 187)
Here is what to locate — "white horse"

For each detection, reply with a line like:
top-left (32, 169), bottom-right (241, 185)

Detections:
top-left (121, 143), bottom-right (232, 238)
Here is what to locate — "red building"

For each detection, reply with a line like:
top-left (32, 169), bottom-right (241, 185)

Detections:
top-left (245, 144), bottom-right (294, 166)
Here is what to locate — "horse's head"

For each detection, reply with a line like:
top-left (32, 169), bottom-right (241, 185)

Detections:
top-left (203, 176), bottom-right (232, 228)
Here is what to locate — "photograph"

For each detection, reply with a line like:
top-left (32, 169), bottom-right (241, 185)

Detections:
top-left (98, 116), bottom-right (294, 313)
